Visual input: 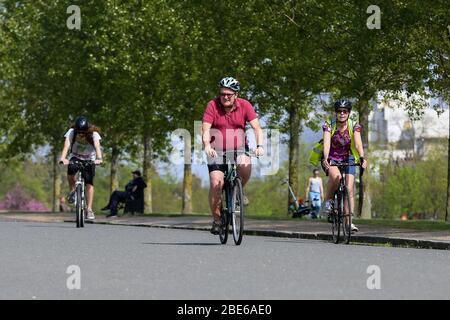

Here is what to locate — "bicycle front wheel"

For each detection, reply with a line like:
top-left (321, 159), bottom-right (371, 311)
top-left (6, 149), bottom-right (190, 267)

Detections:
top-left (342, 186), bottom-right (352, 244)
top-left (331, 195), bottom-right (341, 244)
top-left (75, 184), bottom-right (83, 228)
top-left (219, 188), bottom-right (229, 244)
top-left (231, 177), bottom-right (244, 245)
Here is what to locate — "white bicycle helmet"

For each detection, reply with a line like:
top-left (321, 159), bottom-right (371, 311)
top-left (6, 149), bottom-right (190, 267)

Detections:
top-left (219, 77), bottom-right (240, 92)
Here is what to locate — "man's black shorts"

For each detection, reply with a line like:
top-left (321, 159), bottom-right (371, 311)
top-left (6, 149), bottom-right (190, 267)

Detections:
top-left (207, 146), bottom-right (250, 174)
top-left (67, 157), bottom-right (96, 186)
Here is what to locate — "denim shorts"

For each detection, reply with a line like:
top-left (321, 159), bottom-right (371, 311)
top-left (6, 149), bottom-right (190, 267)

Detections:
top-left (322, 156), bottom-right (356, 176)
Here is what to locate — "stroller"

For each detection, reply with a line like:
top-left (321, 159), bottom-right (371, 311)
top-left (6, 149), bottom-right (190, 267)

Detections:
top-left (282, 179), bottom-right (312, 218)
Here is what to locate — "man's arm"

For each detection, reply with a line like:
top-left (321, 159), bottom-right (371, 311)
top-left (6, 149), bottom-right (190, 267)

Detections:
top-left (249, 118), bottom-right (264, 156)
top-left (130, 177), bottom-right (146, 194)
top-left (202, 122), bottom-right (217, 157)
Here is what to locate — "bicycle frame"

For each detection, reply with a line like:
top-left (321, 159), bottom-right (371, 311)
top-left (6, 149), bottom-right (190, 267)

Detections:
top-left (330, 161), bottom-right (361, 244)
top-left (75, 170), bottom-right (86, 213)
top-left (70, 160), bottom-right (93, 228)
top-left (217, 150), bottom-right (257, 245)
top-left (223, 155), bottom-right (239, 220)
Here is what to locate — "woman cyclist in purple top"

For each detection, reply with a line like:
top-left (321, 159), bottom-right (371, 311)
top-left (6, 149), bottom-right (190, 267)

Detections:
top-left (320, 99), bottom-right (368, 232)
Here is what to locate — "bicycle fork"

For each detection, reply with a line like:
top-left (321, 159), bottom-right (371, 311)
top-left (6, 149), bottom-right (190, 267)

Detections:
top-left (76, 176), bottom-right (86, 213)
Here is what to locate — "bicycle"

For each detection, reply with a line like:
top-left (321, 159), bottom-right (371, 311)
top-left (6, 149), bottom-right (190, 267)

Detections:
top-left (328, 162), bottom-right (364, 244)
top-left (217, 150), bottom-right (257, 245)
top-left (60, 159), bottom-right (94, 228)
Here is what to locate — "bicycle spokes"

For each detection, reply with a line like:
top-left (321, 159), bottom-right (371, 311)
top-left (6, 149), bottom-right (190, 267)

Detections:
top-left (231, 178), bottom-right (244, 245)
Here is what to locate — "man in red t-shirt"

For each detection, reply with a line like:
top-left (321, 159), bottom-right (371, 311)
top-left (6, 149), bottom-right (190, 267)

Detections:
top-left (202, 77), bottom-right (264, 235)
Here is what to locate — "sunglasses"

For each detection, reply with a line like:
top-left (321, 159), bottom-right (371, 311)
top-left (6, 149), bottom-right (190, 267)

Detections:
top-left (220, 93), bottom-right (235, 98)
top-left (336, 109), bottom-right (349, 114)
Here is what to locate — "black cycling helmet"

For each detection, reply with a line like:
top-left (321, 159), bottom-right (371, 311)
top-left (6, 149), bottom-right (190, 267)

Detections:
top-left (219, 76), bottom-right (240, 92)
top-left (334, 99), bottom-right (352, 111)
top-left (75, 116), bottom-right (89, 132)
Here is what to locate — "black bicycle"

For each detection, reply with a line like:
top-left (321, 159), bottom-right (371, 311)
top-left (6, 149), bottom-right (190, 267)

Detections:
top-left (217, 150), bottom-right (257, 245)
top-left (60, 159), bottom-right (94, 228)
top-left (329, 162), bottom-right (363, 244)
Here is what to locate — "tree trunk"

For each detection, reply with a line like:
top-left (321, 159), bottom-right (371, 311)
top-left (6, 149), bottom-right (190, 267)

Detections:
top-left (182, 164), bottom-right (193, 214)
top-left (446, 108), bottom-right (450, 222)
top-left (359, 99), bottom-right (372, 219)
top-left (143, 133), bottom-right (153, 214)
top-left (288, 105), bottom-right (301, 213)
top-left (52, 147), bottom-right (61, 213)
top-left (110, 145), bottom-right (120, 194)
top-left (182, 134), bottom-right (193, 214)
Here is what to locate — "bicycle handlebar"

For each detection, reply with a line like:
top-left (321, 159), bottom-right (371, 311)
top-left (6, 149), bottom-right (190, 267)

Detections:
top-left (59, 160), bottom-right (98, 166)
top-left (329, 161), bottom-right (365, 176)
top-left (214, 149), bottom-right (260, 159)
top-left (329, 162), bottom-right (361, 167)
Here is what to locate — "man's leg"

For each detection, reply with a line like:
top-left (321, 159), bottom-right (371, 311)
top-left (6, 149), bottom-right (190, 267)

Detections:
top-left (102, 191), bottom-right (114, 210)
top-left (237, 155), bottom-right (251, 205)
top-left (237, 155), bottom-right (251, 187)
top-left (110, 191), bottom-right (128, 215)
top-left (209, 171), bottom-right (224, 222)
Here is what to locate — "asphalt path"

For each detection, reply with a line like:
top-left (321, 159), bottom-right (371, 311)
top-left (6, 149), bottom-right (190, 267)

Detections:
top-left (0, 219), bottom-right (449, 300)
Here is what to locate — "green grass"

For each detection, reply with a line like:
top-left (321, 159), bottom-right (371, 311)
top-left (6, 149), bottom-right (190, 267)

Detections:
top-left (352, 218), bottom-right (450, 231)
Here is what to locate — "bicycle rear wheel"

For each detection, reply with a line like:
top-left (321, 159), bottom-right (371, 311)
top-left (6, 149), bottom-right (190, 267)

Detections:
top-left (231, 177), bottom-right (244, 245)
top-left (331, 195), bottom-right (341, 244)
top-left (219, 188), bottom-right (229, 244)
top-left (342, 186), bottom-right (352, 244)
top-left (75, 184), bottom-right (83, 228)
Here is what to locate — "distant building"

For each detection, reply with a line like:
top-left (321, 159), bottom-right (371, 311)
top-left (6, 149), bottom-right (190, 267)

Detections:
top-left (369, 94), bottom-right (448, 164)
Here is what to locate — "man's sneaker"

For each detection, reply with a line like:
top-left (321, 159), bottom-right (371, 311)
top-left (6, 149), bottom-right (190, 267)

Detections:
top-left (351, 223), bottom-right (358, 233)
top-left (86, 209), bottom-right (95, 220)
top-left (210, 220), bottom-right (221, 235)
top-left (106, 213), bottom-right (117, 218)
top-left (67, 191), bottom-right (76, 204)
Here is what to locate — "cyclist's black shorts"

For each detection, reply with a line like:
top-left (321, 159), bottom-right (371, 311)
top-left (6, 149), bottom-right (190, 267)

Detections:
top-left (207, 146), bottom-right (249, 174)
top-left (67, 157), bottom-right (96, 186)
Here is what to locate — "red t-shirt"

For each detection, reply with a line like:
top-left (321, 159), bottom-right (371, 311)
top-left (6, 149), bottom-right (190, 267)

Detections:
top-left (202, 97), bottom-right (257, 151)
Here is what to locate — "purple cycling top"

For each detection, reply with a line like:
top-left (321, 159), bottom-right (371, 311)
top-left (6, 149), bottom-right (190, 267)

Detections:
top-left (323, 122), bottom-right (362, 161)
